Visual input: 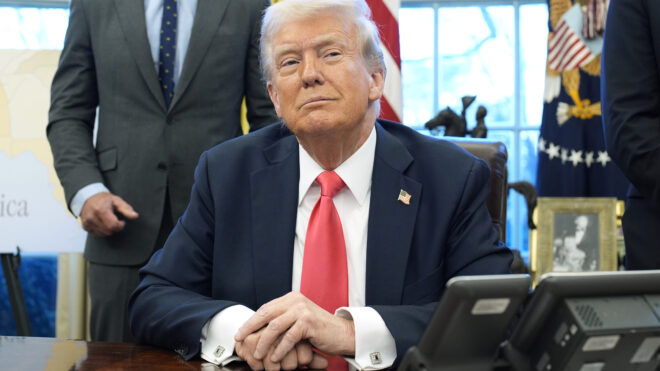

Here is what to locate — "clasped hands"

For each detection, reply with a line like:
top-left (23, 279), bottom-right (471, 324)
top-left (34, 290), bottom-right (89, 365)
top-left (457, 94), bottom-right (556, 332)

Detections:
top-left (234, 292), bottom-right (356, 370)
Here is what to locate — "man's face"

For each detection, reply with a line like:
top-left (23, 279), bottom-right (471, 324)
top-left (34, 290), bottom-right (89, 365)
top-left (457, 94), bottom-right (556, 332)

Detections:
top-left (266, 15), bottom-right (384, 141)
top-left (574, 215), bottom-right (588, 244)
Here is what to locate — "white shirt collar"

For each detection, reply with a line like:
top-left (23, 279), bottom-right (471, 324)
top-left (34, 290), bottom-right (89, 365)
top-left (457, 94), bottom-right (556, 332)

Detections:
top-left (298, 126), bottom-right (377, 206)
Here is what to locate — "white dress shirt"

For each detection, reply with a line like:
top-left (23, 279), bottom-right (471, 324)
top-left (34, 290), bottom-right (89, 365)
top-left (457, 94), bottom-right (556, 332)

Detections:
top-left (69, 0), bottom-right (197, 216)
top-left (201, 127), bottom-right (397, 369)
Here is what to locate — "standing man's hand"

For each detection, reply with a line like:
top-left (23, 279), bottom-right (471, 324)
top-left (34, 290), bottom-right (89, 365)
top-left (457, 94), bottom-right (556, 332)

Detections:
top-left (234, 292), bottom-right (355, 365)
top-left (80, 192), bottom-right (138, 236)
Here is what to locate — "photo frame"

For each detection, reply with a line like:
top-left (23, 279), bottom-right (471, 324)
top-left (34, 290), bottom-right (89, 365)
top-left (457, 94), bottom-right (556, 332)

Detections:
top-left (530, 197), bottom-right (618, 285)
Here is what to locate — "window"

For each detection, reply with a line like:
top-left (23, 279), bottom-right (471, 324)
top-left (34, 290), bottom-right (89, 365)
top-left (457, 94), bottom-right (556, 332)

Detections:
top-left (400, 0), bottom-right (548, 260)
top-left (0, 2), bottom-right (69, 49)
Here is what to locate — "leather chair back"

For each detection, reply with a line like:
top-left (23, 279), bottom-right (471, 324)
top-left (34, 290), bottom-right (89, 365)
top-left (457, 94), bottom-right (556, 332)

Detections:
top-left (447, 138), bottom-right (508, 242)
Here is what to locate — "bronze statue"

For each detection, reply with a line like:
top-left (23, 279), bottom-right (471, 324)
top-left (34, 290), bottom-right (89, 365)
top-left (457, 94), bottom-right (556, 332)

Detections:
top-left (424, 95), bottom-right (488, 138)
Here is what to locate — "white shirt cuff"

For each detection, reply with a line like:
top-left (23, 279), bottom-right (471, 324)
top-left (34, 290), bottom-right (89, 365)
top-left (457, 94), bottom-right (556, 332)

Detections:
top-left (70, 182), bottom-right (109, 216)
top-left (200, 305), bottom-right (255, 365)
top-left (336, 307), bottom-right (396, 370)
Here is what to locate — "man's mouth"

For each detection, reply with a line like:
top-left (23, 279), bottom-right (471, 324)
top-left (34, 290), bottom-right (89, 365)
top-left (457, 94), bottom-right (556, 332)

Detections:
top-left (300, 97), bottom-right (333, 108)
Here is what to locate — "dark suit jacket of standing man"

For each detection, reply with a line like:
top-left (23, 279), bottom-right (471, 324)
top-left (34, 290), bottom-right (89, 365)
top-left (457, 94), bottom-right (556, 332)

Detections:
top-left (602, 0), bottom-right (660, 269)
top-left (129, 119), bottom-right (513, 362)
top-left (47, 0), bottom-right (278, 340)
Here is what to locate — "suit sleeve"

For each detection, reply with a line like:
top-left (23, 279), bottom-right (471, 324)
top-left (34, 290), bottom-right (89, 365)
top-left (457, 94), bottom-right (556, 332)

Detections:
top-left (129, 151), bottom-right (240, 360)
top-left (244, 0), bottom-right (279, 131)
top-left (372, 157), bottom-right (512, 363)
top-left (47, 0), bottom-right (104, 209)
top-left (602, 0), bottom-right (660, 208)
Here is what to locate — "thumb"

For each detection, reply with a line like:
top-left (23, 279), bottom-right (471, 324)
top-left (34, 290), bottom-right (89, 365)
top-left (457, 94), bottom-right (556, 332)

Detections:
top-left (112, 196), bottom-right (139, 219)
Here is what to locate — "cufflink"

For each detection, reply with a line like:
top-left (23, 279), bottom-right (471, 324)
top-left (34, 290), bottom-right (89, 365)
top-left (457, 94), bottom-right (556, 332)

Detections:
top-left (214, 345), bottom-right (225, 358)
top-left (370, 352), bottom-right (382, 365)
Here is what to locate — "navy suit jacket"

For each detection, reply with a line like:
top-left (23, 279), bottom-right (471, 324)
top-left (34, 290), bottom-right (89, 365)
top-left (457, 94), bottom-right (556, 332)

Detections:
top-left (602, 0), bottom-right (660, 269)
top-left (129, 120), bottom-right (513, 362)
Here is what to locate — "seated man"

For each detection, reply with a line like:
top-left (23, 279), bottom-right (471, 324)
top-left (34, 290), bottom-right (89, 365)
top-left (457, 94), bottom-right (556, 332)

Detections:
top-left (129, 0), bottom-right (513, 369)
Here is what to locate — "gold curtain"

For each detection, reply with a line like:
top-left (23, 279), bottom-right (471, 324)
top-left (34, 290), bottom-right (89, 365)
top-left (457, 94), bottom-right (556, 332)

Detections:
top-left (56, 253), bottom-right (89, 340)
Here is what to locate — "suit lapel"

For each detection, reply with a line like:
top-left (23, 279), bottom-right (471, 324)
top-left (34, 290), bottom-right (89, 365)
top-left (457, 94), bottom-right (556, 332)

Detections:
top-left (366, 123), bottom-right (421, 305)
top-left (250, 131), bottom-right (300, 305)
top-left (171, 0), bottom-right (230, 108)
top-left (113, 0), bottom-right (166, 111)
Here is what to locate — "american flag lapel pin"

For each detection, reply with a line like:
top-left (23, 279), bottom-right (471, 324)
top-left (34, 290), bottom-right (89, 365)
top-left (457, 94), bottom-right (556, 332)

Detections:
top-left (398, 189), bottom-right (411, 205)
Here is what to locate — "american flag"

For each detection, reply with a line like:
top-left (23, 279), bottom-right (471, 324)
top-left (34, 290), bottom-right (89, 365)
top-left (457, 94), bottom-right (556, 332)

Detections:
top-left (366, 0), bottom-right (402, 122)
top-left (547, 17), bottom-right (595, 72)
top-left (397, 189), bottom-right (411, 205)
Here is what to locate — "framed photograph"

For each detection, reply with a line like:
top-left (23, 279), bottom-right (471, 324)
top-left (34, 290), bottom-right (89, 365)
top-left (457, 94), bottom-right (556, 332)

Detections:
top-left (530, 197), bottom-right (618, 285)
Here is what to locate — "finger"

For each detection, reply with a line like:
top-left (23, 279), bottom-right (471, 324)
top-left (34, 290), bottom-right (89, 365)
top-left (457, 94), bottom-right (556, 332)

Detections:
top-left (280, 348), bottom-right (297, 370)
top-left (112, 196), bottom-right (139, 219)
top-left (98, 208), bottom-right (125, 234)
top-left (256, 309), bottom-right (301, 360)
top-left (236, 341), bottom-right (264, 370)
top-left (270, 319), bottom-right (305, 362)
top-left (309, 353), bottom-right (330, 370)
top-left (236, 302), bottom-right (280, 342)
top-left (263, 345), bottom-right (281, 371)
top-left (83, 223), bottom-right (110, 236)
top-left (81, 215), bottom-right (102, 235)
top-left (247, 357), bottom-right (265, 370)
top-left (83, 210), bottom-right (121, 236)
top-left (296, 341), bottom-right (314, 365)
top-left (295, 342), bottom-right (313, 366)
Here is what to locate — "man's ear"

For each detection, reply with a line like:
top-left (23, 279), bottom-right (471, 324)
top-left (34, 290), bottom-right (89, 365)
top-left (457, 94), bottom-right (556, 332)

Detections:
top-left (267, 81), bottom-right (282, 117)
top-left (368, 69), bottom-right (385, 102)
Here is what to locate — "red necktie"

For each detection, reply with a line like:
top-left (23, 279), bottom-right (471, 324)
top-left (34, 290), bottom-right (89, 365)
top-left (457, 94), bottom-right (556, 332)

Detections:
top-left (301, 171), bottom-right (348, 371)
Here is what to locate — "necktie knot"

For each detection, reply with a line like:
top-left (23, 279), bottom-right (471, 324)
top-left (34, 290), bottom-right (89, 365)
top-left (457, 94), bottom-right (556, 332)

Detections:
top-left (316, 171), bottom-right (345, 198)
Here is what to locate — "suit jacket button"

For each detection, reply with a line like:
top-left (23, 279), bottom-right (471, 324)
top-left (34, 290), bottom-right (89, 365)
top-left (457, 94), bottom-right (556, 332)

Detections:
top-left (157, 162), bottom-right (168, 170)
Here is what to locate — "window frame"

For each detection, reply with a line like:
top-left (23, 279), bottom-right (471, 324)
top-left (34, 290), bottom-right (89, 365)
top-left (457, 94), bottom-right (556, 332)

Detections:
top-left (0, 0), bottom-right (68, 7)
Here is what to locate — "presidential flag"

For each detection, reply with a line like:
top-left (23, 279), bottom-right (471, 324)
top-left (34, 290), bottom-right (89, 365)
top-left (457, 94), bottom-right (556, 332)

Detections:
top-left (536, 0), bottom-right (627, 198)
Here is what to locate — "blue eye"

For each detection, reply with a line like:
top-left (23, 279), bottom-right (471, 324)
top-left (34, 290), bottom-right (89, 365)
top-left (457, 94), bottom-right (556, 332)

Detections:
top-left (281, 59), bottom-right (298, 68)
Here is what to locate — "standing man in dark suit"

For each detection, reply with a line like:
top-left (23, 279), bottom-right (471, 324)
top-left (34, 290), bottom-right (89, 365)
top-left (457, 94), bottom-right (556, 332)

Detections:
top-left (129, 0), bottom-right (512, 369)
top-left (602, 0), bottom-right (660, 269)
top-left (47, 0), bottom-right (278, 342)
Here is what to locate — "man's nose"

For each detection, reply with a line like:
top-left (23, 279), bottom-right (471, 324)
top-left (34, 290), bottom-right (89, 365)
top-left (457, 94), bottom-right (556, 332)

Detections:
top-left (301, 56), bottom-right (324, 87)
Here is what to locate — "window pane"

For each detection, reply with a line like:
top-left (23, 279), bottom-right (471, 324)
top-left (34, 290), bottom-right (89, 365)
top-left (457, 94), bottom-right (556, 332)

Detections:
top-left (520, 4), bottom-right (549, 127)
top-left (0, 7), bottom-right (69, 49)
top-left (400, 7), bottom-right (435, 126)
top-left (519, 129), bottom-right (540, 186)
top-left (516, 130), bottom-right (540, 262)
top-left (437, 6), bottom-right (514, 127)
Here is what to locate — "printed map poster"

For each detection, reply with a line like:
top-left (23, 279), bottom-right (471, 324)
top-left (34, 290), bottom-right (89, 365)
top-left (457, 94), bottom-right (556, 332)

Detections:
top-left (0, 50), bottom-right (86, 253)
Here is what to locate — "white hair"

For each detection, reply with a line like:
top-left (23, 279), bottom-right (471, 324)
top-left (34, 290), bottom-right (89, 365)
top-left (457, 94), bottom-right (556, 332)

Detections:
top-left (259, 0), bottom-right (386, 82)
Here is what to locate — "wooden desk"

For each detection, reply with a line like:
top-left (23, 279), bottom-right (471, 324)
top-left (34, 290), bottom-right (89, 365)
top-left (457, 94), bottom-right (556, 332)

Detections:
top-left (0, 336), bottom-right (248, 370)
